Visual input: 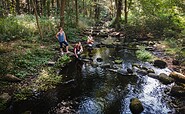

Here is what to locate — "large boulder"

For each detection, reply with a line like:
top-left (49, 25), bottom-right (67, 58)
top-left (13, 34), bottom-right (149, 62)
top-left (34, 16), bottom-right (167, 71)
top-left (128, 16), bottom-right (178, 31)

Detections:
top-left (129, 98), bottom-right (144, 114)
top-left (169, 72), bottom-right (185, 83)
top-left (153, 60), bottom-right (167, 68)
top-left (158, 73), bottom-right (174, 84)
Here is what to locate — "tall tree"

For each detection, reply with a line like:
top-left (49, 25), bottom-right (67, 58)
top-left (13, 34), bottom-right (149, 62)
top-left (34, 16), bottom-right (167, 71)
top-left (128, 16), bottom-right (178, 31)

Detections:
top-left (75, 0), bottom-right (78, 26)
top-left (15, 0), bottom-right (20, 14)
top-left (124, 0), bottom-right (127, 23)
top-left (112, 0), bottom-right (122, 29)
top-left (60, 0), bottom-right (66, 27)
top-left (31, 0), bottom-right (43, 39)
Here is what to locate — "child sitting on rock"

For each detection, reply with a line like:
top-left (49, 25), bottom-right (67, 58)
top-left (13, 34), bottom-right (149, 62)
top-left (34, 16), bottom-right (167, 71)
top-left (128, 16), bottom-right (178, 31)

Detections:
top-left (87, 35), bottom-right (94, 45)
top-left (74, 42), bottom-right (83, 58)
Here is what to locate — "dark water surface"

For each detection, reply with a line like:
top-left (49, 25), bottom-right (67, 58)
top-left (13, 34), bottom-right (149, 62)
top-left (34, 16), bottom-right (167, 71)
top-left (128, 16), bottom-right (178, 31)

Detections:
top-left (3, 46), bottom-right (175, 114)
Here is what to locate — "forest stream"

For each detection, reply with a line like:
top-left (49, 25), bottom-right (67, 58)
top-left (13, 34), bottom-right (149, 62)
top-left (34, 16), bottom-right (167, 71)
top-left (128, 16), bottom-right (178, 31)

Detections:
top-left (2, 35), bottom-right (184, 114)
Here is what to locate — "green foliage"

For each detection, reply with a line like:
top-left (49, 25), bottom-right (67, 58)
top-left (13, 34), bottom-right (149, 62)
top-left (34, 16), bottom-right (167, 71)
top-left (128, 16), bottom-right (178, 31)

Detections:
top-left (14, 67), bottom-right (62, 101)
top-left (12, 47), bottom-right (54, 78)
top-left (0, 16), bottom-right (30, 41)
top-left (55, 55), bottom-right (71, 68)
top-left (136, 46), bottom-right (155, 62)
top-left (34, 68), bottom-right (62, 91)
top-left (0, 15), bottom-right (58, 42)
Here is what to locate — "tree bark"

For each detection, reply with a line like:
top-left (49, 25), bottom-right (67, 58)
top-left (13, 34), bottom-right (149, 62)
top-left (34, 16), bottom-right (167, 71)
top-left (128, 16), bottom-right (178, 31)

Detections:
top-left (75, 0), bottom-right (78, 26)
top-left (113, 0), bottom-right (122, 29)
top-left (31, 0), bottom-right (43, 39)
top-left (60, 0), bottom-right (66, 27)
top-left (47, 0), bottom-right (50, 17)
top-left (124, 0), bottom-right (127, 23)
top-left (57, 0), bottom-right (60, 16)
top-left (15, 0), bottom-right (20, 14)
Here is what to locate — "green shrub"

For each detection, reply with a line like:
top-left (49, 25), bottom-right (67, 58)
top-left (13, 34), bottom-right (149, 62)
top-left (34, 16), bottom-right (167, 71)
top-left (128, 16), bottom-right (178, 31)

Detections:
top-left (136, 46), bottom-right (155, 62)
top-left (55, 55), bottom-right (71, 68)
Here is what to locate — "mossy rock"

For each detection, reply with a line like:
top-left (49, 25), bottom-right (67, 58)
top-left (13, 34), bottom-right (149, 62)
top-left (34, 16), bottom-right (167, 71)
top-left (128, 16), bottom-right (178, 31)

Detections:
top-left (170, 85), bottom-right (185, 96)
top-left (129, 98), bottom-right (144, 114)
top-left (153, 59), bottom-right (167, 68)
top-left (114, 60), bottom-right (123, 64)
top-left (159, 73), bottom-right (174, 85)
top-left (170, 72), bottom-right (185, 83)
top-left (0, 93), bottom-right (11, 111)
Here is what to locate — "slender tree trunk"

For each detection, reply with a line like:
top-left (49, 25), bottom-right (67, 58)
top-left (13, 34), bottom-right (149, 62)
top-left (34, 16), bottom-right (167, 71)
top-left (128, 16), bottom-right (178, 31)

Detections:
top-left (60, 0), bottom-right (66, 27)
top-left (75, 0), bottom-right (78, 26)
top-left (124, 0), bottom-right (127, 23)
top-left (15, 0), bottom-right (20, 14)
top-left (51, 0), bottom-right (54, 8)
top-left (57, 0), bottom-right (60, 16)
top-left (82, 0), bottom-right (85, 17)
top-left (27, 0), bottom-right (30, 13)
top-left (0, 0), bottom-right (3, 17)
top-left (47, 0), bottom-right (50, 17)
top-left (31, 0), bottom-right (43, 39)
top-left (112, 0), bottom-right (122, 29)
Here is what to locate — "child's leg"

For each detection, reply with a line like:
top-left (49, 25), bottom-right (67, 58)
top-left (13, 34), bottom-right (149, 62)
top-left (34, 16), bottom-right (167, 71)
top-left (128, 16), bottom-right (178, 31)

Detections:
top-left (64, 41), bottom-right (69, 52)
top-left (59, 42), bottom-right (64, 54)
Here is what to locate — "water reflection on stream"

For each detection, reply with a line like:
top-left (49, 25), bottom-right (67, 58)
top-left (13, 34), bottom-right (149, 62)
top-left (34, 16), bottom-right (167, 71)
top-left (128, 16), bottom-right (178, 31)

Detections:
top-left (5, 46), bottom-right (175, 114)
top-left (50, 47), bottom-right (174, 114)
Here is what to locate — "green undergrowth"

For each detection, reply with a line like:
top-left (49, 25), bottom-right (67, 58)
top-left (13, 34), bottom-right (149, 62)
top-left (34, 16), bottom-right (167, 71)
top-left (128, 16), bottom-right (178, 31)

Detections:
top-left (14, 67), bottom-right (62, 101)
top-left (14, 55), bottom-right (71, 101)
top-left (136, 46), bottom-right (156, 62)
top-left (162, 38), bottom-right (185, 65)
top-left (55, 55), bottom-right (72, 68)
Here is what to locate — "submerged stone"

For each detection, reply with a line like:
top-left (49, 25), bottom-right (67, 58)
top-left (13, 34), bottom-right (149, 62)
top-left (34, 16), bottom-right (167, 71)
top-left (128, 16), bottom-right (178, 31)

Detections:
top-left (147, 68), bottom-right (155, 73)
top-left (97, 58), bottom-right (103, 62)
top-left (148, 73), bottom-right (158, 79)
top-left (129, 98), bottom-right (144, 114)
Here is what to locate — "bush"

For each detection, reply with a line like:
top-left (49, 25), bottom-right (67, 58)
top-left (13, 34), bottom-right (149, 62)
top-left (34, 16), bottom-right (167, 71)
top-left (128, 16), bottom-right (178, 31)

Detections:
top-left (136, 46), bottom-right (155, 62)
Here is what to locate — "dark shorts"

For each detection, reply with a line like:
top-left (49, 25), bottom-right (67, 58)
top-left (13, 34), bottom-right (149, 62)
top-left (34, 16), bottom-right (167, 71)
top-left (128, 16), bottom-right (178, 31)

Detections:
top-left (59, 41), bottom-right (68, 48)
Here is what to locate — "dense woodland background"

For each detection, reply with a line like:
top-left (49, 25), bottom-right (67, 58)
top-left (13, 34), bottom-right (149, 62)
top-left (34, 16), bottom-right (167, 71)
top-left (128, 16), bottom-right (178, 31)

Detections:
top-left (0, 0), bottom-right (185, 113)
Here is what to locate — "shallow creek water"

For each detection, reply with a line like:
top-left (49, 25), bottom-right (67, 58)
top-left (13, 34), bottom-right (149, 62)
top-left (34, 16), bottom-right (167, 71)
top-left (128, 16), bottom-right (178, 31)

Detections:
top-left (3, 43), bottom-right (176, 114)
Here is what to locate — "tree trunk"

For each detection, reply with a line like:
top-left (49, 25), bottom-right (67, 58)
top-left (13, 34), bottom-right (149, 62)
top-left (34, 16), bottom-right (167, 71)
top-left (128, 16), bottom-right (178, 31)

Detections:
top-left (57, 0), bottom-right (60, 16)
top-left (51, 0), bottom-right (54, 8)
top-left (0, 0), bottom-right (3, 17)
top-left (75, 0), bottom-right (78, 26)
top-left (47, 0), bottom-right (50, 17)
top-left (31, 0), bottom-right (43, 39)
top-left (124, 0), bottom-right (127, 23)
top-left (60, 0), bottom-right (66, 27)
top-left (82, 0), bottom-right (85, 17)
top-left (27, 0), bottom-right (30, 14)
top-left (15, 0), bottom-right (20, 14)
top-left (113, 0), bottom-right (122, 29)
